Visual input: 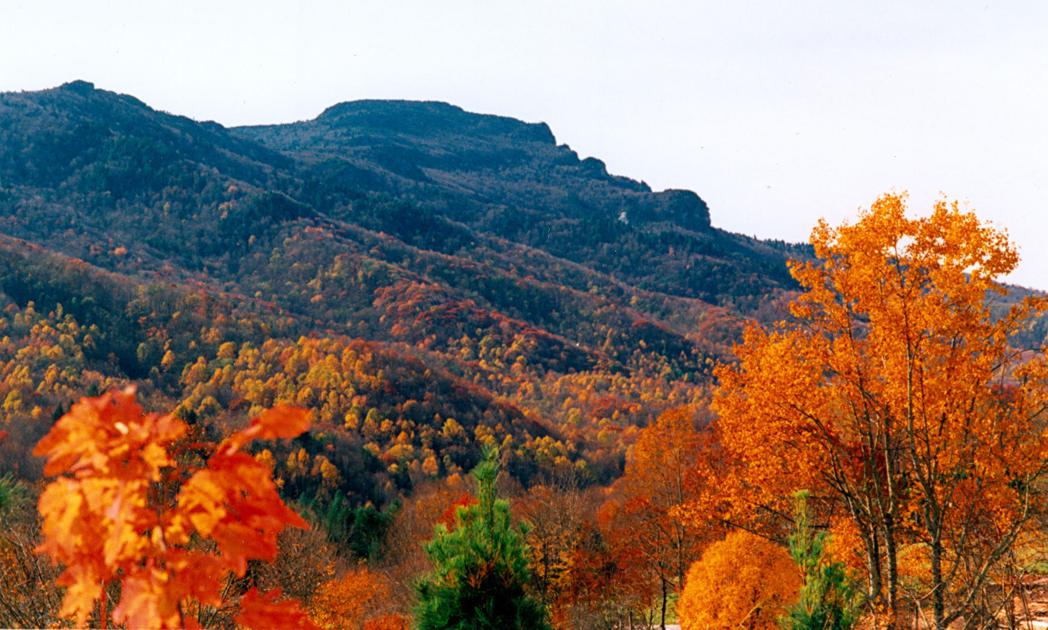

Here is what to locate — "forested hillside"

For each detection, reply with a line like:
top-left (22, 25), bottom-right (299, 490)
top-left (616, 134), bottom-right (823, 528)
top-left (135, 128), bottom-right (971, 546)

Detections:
top-left (0, 80), bottom-right (809, 490)
top-left (2, 82), bottom-right (1045, 629)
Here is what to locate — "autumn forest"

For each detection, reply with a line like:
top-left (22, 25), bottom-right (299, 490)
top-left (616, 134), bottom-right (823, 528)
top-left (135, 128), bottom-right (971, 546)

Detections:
top-left (0, 82), bottom-right (1046, 629)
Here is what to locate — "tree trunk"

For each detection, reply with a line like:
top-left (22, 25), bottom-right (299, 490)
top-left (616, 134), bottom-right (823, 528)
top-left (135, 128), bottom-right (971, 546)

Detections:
top-left (660, 576), bottom-right (668, 630)
top-left (885, 514), bottom-right (899, 620)
top-left (865, 528), bottom-right (883, 607)
top-left (932, 536), bottom-right (945, 629)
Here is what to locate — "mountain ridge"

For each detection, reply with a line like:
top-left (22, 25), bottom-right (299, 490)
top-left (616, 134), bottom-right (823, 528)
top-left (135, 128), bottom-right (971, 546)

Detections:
top-left (0, 80), bottom-right (805, 492)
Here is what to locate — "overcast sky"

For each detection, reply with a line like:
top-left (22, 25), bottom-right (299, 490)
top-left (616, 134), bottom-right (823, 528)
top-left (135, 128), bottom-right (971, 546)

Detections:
top-left (2, 1), bottom-right (1046, 287)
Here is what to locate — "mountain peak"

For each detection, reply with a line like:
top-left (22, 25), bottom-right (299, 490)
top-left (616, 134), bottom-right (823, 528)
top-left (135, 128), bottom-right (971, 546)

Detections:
top-left (313, 98), bottom-right (556, 145)
top-left (59, 79), bottom-right (96, 94)
top-left (318, 98), bottom-right (466, 120)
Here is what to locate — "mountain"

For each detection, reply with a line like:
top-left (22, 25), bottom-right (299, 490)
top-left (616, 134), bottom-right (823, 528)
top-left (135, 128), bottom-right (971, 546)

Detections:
top-left (0, 80), bottom-right (804, 500)
top-left (234, 98), bottom-right (804, 303)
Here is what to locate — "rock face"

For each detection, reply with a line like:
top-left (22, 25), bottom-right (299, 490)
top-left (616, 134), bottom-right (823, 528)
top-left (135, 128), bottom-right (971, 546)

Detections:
top-left (651, 189), bottom-right (711, 231)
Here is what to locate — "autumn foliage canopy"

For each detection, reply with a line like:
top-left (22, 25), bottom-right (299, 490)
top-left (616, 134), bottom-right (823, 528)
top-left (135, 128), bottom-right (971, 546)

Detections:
top-left (32, 387), bottom-right (319, 629)
top-left (689, 194), bottom-right (1048, 625)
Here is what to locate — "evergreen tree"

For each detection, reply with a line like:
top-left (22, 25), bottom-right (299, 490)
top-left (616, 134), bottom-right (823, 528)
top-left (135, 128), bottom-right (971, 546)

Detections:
top-left (780, 491), bottom-right (864, 630)
top-left (415, 447), bottom-right (551, 630)
top-left (0, 474), bottom-right (25, 514)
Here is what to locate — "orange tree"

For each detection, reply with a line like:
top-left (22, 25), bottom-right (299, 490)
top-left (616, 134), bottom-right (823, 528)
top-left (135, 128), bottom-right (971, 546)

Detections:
top-left (33, 386), bottom-right (320, 629)
top-left (677, 530), bottom-right (800, 629)
top-left (691, 194), bottom-right (1048, 626)
top-left (599, 406), bottom-right (710, 627)
top-left (310, 565), bottom-right (407, 629)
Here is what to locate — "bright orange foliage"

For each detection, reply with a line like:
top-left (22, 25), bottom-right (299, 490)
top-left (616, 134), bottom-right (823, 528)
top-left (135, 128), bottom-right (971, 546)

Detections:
top-left (310, 565), bottom-right (396, 629)
top-left (33, 387), bottom-right (319, 629)
top-left (599, 406), bottom-right (711, 624)
top-left (677, 531), bottom-right (800, 629)
top-left (695, 194), bottom-right (1048, 623)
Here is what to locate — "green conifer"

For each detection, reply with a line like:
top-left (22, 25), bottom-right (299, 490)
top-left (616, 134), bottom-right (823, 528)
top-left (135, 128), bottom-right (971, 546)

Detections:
top-left (781, 491), bottom-right (864, 630)
top-left (414, 447), bottom-right (551, 630)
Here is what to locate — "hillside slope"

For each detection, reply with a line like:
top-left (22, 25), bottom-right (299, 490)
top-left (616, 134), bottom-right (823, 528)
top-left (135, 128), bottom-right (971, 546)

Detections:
top-left (0, 81), bottom-right (803, 496)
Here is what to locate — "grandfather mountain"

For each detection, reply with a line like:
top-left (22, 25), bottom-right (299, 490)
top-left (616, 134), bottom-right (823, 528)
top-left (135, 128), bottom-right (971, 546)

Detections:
top-left (0, 80), bottom-right (805, 488)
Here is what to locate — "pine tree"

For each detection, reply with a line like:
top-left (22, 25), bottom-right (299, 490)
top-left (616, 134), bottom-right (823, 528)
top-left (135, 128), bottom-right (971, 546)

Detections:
top-left (414, 447), bottom-right (551, 630)
top-left (780, 491), bottom-right (863, 630)
top-left (0, 474), bottom-right (25, 514)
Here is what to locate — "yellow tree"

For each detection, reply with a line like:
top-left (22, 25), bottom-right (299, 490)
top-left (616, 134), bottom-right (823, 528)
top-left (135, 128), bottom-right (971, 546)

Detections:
top-left (677, 530), bottom-right (800, 629)
top-left (700, 194), bottom-right (1048, 626)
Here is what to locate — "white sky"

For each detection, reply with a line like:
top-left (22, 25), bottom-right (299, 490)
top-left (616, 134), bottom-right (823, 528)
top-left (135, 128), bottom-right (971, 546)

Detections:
top-left (2, 0), bottom-right (1047, 288)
